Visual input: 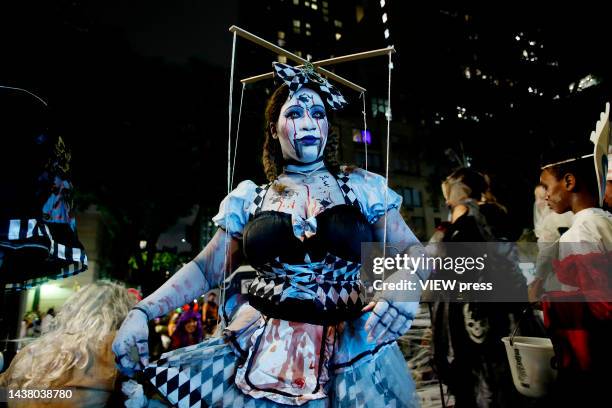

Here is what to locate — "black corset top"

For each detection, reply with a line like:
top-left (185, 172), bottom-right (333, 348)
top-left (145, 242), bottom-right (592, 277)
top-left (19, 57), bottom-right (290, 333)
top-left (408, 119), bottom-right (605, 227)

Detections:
top-left (242, 204), bottom-right (373, 266)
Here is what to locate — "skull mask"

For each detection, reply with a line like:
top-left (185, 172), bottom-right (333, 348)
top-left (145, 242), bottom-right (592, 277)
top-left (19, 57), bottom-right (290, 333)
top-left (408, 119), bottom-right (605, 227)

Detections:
top-left (463, 304), bottom-right (489, 344)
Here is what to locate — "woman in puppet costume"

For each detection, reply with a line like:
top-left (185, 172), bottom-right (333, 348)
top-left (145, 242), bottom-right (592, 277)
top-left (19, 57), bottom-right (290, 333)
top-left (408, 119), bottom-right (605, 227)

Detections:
top-left (0, 281), bottom-right (136, 408)
top-left (113, 63), bottom-right (427, 407)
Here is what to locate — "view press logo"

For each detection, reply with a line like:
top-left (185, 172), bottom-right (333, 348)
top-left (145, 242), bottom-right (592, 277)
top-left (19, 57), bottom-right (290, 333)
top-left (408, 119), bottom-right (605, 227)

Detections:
top-left (359, 242), bottom-right (547, 302)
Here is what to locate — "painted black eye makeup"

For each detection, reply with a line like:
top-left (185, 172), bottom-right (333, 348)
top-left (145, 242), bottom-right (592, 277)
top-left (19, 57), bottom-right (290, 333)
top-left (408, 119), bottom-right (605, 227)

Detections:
top-left (284, 106), bottom-right (304, 119)
top-left (311, 105), bottom-right (326, 119)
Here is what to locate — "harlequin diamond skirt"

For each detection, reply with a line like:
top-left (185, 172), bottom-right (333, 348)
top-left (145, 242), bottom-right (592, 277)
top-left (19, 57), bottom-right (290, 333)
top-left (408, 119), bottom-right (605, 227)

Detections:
top-left (144, 312), bottom-right (419, 408)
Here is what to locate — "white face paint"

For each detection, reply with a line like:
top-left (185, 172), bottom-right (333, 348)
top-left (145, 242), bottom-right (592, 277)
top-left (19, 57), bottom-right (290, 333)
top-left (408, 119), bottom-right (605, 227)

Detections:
top-left (274, 87), bottom-right (329, 164)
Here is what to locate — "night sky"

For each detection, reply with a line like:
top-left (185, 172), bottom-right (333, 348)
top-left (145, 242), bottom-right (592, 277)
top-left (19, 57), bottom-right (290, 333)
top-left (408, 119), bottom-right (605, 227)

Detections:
top-left (85, 0), bottom-right (238, 66)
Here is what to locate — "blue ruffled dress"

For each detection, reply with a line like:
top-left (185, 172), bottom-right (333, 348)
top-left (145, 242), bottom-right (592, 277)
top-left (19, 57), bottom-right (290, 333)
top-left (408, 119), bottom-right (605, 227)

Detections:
top-left (144, 168), bottom-right (420, 408)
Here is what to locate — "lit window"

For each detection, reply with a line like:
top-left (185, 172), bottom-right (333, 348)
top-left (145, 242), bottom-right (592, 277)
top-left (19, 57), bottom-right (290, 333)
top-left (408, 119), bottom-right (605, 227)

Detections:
top-left (577, 74), bottom-right (600, 91)
top-left (356, 5), bottom-right (365, 22)
top-left (293, 20), bottom-right (301, 28)
top-left (306, 53), bottom-right (312, 60)
top-left (382, 13), bottom-right (388, 23)
top-left (352, 129), bottom-right (372, 144)
top-left (305, 1), bottom-right (310, 6)
top-left (278, 55), bottom-right (287, 63)
top-left (384, 28), bottom-right (390, 39)
top-left (278, 31), bottom-right (286, 39)
top-left (293, 0), bottom-right (299, 4)
top-left (335, 32), bottom-right (342, 40)
top-left (401, 188), bottom-right (422, 208)
top-left (322, 1), bottom-right (328, 6)
top-left (312, 3), bottom-right (318, 9)
top-left (293, 27), bottom-right (300, 34)
top-left (306, 30), bottom-right (312, 36)
top-left (295, 51), bottom-right (302, 57)
top-left (371, 97), bottom-right (389, 117)
top-left (334, 19), bottom-right (343, 28)
top-left (305, 22), bottom-right (311, 29)
top-left (380, 0), bottom-right (385, 7)
top-left (277, 39), bottom-right (286, 46)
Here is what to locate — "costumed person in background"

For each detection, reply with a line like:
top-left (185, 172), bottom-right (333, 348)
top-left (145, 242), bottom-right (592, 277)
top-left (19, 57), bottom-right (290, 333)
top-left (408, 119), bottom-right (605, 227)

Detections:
top-left (0, 281), bottom-right (136, 408)
top-left (201, 291), bottom-right (219, 337)
top-left (430, 167), bottom-right (538, 408)
top-left (0, 87), bottom-right (88, 291)
top-left (113, 63), bottom-right (430, 407)
top-left (537, 104), bottom-right (611, 405)
top-left (0, 86), bottom-right (88, 366)
top-left (528, 185), bottom-right (574, 302)
top-left (170, 309), bottom-right (203, 349)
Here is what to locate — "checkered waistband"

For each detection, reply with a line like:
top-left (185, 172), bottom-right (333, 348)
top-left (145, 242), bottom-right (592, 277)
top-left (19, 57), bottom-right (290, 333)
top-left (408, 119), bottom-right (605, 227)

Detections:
top-left (247, 253), bottom-right (365, 323)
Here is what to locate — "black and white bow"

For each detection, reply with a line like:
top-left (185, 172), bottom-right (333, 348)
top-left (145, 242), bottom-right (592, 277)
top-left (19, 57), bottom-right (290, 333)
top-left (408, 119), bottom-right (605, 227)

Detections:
top-left (273, 62), bottom-right (348, 110)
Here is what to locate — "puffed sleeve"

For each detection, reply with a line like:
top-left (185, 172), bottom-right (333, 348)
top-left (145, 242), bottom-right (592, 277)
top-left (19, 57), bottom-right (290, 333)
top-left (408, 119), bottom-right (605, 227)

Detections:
top-left (212, 180), bottom-right (258, 238)
top-left (347, 168), bottom-right (403, 224)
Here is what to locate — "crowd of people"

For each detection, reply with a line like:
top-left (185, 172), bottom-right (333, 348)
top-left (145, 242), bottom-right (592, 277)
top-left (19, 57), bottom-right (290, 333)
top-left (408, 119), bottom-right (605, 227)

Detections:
top-left (148, 291), bottom-right (220, 360)
top-left (428, 151), bottom-right (612, 407)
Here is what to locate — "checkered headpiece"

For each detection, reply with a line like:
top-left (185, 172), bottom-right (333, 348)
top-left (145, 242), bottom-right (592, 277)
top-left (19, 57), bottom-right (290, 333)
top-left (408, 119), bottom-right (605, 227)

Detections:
top-left (273, 62), bottom-right (348, 110)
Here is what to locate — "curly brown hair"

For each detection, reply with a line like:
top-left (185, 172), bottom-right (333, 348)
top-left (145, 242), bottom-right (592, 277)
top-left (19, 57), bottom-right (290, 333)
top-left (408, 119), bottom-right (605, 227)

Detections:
top-left (262, 84), bottom-right (342, 186)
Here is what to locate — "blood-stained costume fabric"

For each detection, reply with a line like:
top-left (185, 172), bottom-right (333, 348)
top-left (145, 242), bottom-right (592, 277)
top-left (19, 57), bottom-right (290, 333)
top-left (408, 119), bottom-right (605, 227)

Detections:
top-left (143, 168), bottom-right (420, 407)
